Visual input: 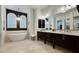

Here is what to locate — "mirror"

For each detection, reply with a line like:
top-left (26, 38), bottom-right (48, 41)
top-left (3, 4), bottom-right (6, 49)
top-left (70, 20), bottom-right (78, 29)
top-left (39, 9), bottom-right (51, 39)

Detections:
top-left (55, 16), bottom-right (63, 30)
top-left (57, 20), bottom-right (62, 30)
top-left (65, 18), bottom-right (70, 31)
top-left (54, 6), bottom-right (79, 31)
top-left (73, 16), bottom-right (79, 30)
top-left (45, 18), bottom-right (52, 30)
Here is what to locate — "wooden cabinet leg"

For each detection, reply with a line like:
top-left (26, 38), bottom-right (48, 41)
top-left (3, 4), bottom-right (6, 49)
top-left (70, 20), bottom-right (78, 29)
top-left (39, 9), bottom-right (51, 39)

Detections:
top-left (53, 39), bottom-right (55, 48)
top-left (44, 39), bottom-right (46, 44)
top-left (37, 37), bottom-right (39, 40)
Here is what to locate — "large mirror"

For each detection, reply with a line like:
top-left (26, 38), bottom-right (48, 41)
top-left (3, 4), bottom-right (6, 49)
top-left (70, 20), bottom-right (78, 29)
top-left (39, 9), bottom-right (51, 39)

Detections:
top-left (73, 16), bottom-right (79, 30)
top-left (55, 15), bottom-right (63, 30)
top-left (45, 17), bottom-right (52, 30)
top-left (65, 17), bottom-right (70, 31)
top-left (56, 19), bottom-right (63, 30)
top-left (54, 5), bottom-right (79, 32)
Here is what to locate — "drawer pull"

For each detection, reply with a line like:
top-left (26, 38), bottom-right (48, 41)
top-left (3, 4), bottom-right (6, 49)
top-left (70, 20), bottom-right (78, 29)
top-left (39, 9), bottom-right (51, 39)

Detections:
top-left (62, 35), bottom-right (65, 40)
top-left (62, 38), bottom-right (65, 40)
top-left (62, 37), bottom-right (65, 40)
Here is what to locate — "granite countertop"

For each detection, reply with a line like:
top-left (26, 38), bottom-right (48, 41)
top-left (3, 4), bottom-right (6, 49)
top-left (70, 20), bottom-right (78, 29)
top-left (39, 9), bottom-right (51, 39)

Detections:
top-left (38, 30), bottom-right (79, 36)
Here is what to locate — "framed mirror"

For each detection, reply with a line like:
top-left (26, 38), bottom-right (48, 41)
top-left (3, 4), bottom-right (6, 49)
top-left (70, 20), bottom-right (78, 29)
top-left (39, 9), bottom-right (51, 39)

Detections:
top-left (55, 17), bottom-right (63, 30)
top-left (73, 16), bottom-right (79, 30)
top-left (65, 18), bottom-right (70, 30)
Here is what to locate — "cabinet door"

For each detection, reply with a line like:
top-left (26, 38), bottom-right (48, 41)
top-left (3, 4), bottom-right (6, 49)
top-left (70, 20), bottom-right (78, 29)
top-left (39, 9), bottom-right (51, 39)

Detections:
top-left (64, 35), bottom-right (74, 50)
top-left (73, 36), bottom-right (79, 52)
top-left (45, 33), bottom-right (53, 42)
top-left (64, 35), bottom-right (79, 52)
top-left (37, 32), bottom-right (43, 40)
top-left (55, 34), bottom-right (64, 47)
top-left (37, 32), bottom-right (41, 40)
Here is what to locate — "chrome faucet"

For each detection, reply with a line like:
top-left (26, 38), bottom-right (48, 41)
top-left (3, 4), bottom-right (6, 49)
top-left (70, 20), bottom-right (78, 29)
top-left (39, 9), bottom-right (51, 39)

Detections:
top-left (66, 25), bottom-right (70, 32)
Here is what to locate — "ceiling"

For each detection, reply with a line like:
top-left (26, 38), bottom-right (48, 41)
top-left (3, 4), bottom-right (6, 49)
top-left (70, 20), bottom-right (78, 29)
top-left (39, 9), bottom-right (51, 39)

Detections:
top-left (5, 5), bottom-right (64, 10)
top-left (26, 5), bottom-right (48, 9)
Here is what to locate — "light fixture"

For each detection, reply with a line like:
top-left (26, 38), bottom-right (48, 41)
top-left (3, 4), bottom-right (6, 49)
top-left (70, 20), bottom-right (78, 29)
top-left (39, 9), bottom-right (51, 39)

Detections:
top-left (64, 5), bottom-right (76, 11)
top-left (16, 8), bottom-right (20, 21)
top-left (16, 16), bottom-right (20, 21)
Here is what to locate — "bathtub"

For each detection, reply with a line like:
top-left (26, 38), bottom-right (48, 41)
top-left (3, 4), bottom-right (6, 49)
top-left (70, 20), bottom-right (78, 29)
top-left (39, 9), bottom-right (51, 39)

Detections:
top-left (6, 31), bottom-right (27, 41)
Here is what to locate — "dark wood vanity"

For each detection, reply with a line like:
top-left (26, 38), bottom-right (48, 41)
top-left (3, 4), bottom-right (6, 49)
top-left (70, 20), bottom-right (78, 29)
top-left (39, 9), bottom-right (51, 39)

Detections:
top-left (37, 31), bottom-right (79, 52)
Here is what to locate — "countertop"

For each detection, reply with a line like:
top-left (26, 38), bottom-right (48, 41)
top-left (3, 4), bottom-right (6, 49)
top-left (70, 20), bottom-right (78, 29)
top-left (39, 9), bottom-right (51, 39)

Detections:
top-left (38, 30), bottom-right (79, 36)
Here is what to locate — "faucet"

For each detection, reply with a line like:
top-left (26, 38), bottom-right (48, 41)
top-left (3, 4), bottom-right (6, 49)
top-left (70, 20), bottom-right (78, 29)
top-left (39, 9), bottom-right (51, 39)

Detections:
top-left (65, 25), bottom-right (70, 32)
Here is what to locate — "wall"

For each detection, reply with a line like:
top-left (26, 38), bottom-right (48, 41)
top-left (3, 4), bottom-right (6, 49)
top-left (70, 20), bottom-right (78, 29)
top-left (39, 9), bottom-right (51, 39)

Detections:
top-left (29, 9), bottom-right (36, 36)
top-left (0, 5), bottom-right (2, 35)
top-left (0, 5), bottom-right (1, 35)
top-left (0, 5), bottom-right (2, 46)
top-left (31, 9), bottom-right (36, 34)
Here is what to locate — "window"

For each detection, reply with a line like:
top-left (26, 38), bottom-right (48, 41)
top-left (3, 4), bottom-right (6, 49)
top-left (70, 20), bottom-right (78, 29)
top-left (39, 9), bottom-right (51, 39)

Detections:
top-left (7, 13), bottom-right (17, 28)
top-left (20, 15), bottom-right (27, 28)
top-left (6, 9), bottom-right (27, 30)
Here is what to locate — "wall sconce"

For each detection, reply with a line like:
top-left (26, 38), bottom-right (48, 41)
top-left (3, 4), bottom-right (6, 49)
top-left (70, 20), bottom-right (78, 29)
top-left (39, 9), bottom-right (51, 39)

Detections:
top-left (16, 16), bottom-right (20, 21)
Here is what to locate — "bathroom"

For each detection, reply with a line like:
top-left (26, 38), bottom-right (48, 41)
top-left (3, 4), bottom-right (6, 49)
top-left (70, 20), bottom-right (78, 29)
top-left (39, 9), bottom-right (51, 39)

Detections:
top-left (0, 5), bottom-right (78, 44)
top-left (0, 5), bottom-right (79, 53)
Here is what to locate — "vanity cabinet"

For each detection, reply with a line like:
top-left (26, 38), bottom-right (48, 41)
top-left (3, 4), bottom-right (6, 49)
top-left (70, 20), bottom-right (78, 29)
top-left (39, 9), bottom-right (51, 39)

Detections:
top-left (37, 31), bottom-right (79, 52)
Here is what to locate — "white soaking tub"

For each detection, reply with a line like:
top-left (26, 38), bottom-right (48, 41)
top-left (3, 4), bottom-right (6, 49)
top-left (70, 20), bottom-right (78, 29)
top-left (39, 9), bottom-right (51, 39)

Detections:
top-left (6, 31), bottom-right (27, 41)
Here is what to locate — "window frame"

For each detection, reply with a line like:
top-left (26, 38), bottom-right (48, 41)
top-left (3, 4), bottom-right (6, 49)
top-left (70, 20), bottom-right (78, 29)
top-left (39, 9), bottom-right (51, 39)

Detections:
top-left (6, 9), bottom-right (27, 31)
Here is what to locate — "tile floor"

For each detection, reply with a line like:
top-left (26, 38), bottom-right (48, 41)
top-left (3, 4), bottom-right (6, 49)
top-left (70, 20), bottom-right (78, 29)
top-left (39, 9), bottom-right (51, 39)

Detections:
top-left (0, 39), bottom-right (72, 53)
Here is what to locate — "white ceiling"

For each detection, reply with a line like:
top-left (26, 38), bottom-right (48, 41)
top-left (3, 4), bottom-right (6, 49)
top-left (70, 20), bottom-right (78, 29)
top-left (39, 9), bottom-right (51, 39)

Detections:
top-left (26, 5), bottom-right (48, 9)
top-left (5, 5), bottom-right (64, 10)
top-left (27, 5), bottom-right (64, 10)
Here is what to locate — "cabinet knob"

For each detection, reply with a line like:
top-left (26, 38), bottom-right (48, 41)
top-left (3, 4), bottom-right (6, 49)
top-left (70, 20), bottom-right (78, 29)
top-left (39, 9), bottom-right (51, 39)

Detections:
top-left (62, 35), bottom-right (65, 40)
top-left (62, 38), bottom-right (65, 40)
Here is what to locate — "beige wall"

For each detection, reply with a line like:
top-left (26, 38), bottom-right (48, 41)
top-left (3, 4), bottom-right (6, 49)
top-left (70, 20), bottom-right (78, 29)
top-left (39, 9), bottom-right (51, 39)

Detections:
top-left (0, 5), bottom-right (1, 34)
top-left (0, 5), bottom-right (2, 46)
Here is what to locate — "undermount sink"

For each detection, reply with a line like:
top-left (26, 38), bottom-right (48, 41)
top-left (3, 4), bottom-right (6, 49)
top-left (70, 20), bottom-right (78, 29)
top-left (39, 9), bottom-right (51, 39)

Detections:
top-left (41, 29), bottom-right (52, 32)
